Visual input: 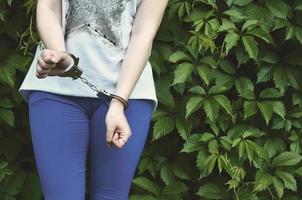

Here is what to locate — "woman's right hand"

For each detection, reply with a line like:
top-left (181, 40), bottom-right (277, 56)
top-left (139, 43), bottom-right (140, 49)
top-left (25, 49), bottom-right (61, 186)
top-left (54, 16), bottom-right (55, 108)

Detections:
top-left (36, 49), bottom-right (73, 79)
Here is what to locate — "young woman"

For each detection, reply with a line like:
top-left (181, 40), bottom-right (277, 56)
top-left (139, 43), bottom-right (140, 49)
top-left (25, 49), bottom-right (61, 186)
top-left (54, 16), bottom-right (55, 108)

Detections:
top-left (18, 0), bottom-right (168, 199)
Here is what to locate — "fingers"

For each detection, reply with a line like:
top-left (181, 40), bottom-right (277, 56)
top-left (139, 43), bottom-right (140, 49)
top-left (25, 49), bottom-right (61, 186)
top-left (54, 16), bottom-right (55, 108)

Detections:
top-left (41, 50), bottom-right (60, 64)
top-left (106, 123), bottom-right (132, 149)
top-left (112, 130), bottom-right (132, 149)
top-left (36, 56), bottom-right (53, 78)
top-left (36, 49), bottom-right (65, 78)
top-left (111, 121), bottom-right (132, 149)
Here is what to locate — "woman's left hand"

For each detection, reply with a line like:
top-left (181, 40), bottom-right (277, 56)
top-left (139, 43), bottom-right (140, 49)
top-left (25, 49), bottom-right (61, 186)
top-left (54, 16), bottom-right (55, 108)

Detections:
top-left (105, 99), bottom-right (132, 149)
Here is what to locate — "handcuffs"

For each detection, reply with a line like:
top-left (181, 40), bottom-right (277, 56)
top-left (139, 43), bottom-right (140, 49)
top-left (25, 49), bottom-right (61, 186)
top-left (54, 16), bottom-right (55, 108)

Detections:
top-left (56, 51), bottom-right (129, 110)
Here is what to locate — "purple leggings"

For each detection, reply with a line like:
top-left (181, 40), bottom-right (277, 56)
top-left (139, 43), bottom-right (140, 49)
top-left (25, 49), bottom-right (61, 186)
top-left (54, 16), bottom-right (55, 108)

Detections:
top-left (28, 90), bottom-right (154, 200)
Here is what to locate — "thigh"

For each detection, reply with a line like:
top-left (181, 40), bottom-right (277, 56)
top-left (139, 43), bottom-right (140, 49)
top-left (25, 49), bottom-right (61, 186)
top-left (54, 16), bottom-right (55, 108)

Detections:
top-left (28, 90), bottom-right (89, 200)
top-left (89, 99), bottom-right (154, 200)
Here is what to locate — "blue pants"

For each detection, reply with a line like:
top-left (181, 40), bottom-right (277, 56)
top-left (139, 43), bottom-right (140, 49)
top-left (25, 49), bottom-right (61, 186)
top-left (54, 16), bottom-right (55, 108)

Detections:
top-left (28, 90), bottom-right (154, 200)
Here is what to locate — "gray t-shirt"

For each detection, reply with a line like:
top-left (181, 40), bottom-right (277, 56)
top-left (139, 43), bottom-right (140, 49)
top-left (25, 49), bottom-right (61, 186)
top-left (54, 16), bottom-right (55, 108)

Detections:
top-left (19, 0), bottom-right (158, 111)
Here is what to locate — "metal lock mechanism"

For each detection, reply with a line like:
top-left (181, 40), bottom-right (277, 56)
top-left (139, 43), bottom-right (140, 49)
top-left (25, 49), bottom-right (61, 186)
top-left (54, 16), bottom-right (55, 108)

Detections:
top-left (57, 53), bottom-right (83, 80)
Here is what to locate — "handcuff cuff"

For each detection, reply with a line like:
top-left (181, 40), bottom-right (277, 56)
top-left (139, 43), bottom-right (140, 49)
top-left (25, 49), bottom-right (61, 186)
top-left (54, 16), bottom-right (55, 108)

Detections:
top-left (56, 51), bottom-right (129, 110)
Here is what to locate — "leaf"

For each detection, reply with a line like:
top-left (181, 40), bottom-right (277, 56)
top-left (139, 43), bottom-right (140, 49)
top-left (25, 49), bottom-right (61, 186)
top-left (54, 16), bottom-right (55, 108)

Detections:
top-left (237, 188), bottom-right (258, 200)
top-left (286, 25), bottom-right (295, 40)
top-left (246, 28), bottom-right (274, 44)
top-left (232, 0), bottom-right (253, 6)
top-left (242, 35), bottom-right (258, 60)
top-left (0, 65), bottom-right (15, 87)
top-left (6, 0), bottom-right (13, 6)
top-left (156, 77), bottom-right (175, 108)
top-left (295, 167), bottom-right (302, 177)
top-left (242, 20), bottom-right (258, 31)
top-left (204, 154), bottom-right (217, 174)
top-left (22, 172), bottom-right (43, 200)
top-left (6, 54), bottom-right (33, 72)
top-left (259, 88), bottom-right (284, 98)
top-left (196, 148), bottom-right (209, 170)
top-left (199, 132), bottom-right (215, 142)
top-left (219, 59), bottom-right (236, 74)
top-left (0, 98), bottom-right (14, 109)
top-left (257, 101), bottom-right (274, 125)
top-left (254, 170), bottom-right (273, 192)
top-left (272, 176), bottom-right (284, 199)
top-left (275, 170), bottom-right (297, 192)
top-left (224, 31), bottom-right (240, 55)
top-left (0, 108), bottom-right (15, 127)
top-left (264, 138), bottom-right (286, 158)
top-left (196, 182), bottom-right (226, 199)
top-left (162, 181), bottom-right (188, 195)
top-left (244, 140), bottom-right (257, 162)
top-left (218, 18), bottom-right (236, 32)
top-left (235, 78), bottom-right (255, 100)
top-left (132, 177), bottom-right (161, 196)
top-left (203, 98), bottom-right (220, 122)
top-left (272, 101), bottom-right (285, 119)
top-left (160, 163), bottom-right (175, 185)
top-left (172, 62), bottom-right (194, 85)
top-left (223, 9), bottom-right (246, 20)
top-left (181, 134), bottom-right (204, 153)
top-left (214, 72), bottom-right (233, 87)
top-left (208, 85), bottom-right (229, 94)
top-left (272, 151), bottom-right (302, 167)
top-left (130, 195), bottom-right (157, 200)
top-left (265, 0), bottom-right (288, 18)
top-left (239, 141), bottom-right (245, 159)
top-left (188, 86), bottom-right (206, 95)
top-left (197, 64), bottom-right (212, 85)
top-left (212, 94), bottom-right (233, 115)
top-left (256, 65), bottom-right (273, 83)
top-left (185, 96), bottom-right (204, 118)
top-left (262, 52), bottom-right (279, 64)
top-left (273, 66), bottom-right (289, 93)
top-left (295, 26), bottom-right (302, 45)
top-left (243, 100), bottom-right (257, 119)
top-left (169, 51), bottom-right (192, 63)
top-left (236, 44), bottom-right (250, 64)
top-left (4, 171), bottom-right (26, 196)
top-left (208, 139), bottom-right (219, 154)
top-left (175, 118), bottom-right (192, 141)
top-left (152, 116), bottom-right (174, 141)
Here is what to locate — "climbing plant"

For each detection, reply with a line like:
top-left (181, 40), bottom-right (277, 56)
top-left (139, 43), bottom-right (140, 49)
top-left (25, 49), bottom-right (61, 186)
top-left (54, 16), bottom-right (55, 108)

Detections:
top-left (0, 0), bottom-right (302, 200)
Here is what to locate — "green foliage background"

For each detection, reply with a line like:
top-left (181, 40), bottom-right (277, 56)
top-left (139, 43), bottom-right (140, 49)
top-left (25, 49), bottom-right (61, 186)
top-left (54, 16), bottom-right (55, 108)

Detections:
top-left (0, 0), bottom-right (302, 199)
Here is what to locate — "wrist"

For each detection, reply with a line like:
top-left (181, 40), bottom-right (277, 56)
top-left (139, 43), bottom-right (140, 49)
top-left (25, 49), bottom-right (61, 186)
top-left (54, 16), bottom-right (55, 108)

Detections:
top-left (58, 51), bottom-right (74, 71)
top-left (109, 98), bottom-right (125, 110)
top-left (64, 56), bottom-right (74, 72)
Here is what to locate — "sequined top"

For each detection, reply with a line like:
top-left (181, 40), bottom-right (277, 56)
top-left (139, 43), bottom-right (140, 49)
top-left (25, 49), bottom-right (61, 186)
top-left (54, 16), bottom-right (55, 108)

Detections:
top-left (65, 0), bottom-right (129, 48)
top-left (19, 0), bottom-right (158, 111)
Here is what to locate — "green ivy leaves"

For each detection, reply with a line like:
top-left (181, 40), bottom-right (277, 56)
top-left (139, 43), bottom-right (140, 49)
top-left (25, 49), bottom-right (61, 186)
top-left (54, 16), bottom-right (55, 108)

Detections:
top-left (148, 1), bottom-right (302, 199)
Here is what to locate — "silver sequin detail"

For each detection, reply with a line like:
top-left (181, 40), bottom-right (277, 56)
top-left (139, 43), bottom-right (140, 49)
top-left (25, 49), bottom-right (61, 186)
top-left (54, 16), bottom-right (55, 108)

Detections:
top-left (65, 0), bottom-right (128, 48)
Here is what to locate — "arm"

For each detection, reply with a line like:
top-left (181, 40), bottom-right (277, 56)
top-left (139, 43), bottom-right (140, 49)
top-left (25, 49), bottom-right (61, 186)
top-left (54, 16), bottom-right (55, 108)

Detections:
top-left (109, 0), bottom-right (169, 109)
top-left (36, 0), bottom-right (65, 51)
top-left (35, 0), bottom-right (73, 78)
top-left (105, 0), bottom-right (168, 148)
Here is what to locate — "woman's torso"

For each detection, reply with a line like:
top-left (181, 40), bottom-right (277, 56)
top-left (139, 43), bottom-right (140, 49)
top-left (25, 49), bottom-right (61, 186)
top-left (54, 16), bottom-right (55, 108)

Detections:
top-left (18, 0), bottom-right (158, 111)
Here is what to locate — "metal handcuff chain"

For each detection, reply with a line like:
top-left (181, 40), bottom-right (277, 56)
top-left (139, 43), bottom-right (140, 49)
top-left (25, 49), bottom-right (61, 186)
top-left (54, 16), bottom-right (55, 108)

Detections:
top-left (48, 50), bottom-right (129, 110)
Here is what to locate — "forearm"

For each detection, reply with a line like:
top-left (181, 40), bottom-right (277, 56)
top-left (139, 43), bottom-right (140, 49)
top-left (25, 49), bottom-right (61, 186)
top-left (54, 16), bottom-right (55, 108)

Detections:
top-left (113, 0), bottom-right (168, 103)
top-left (36, 0), bottom-right (65, 51)
top-left (114, 34), bottom-right (153, 101)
